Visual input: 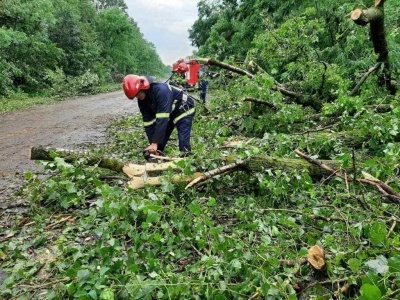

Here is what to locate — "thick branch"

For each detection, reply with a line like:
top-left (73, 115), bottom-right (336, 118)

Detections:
top-left (30, 146), bottom-right (181, 177)
top-left (239, 155), bottom-right (349, 179)
top-left (196, 57), bottom-right (254, 79)
top-left (243, 97), bottom-right (277, 110)
top-left (295, 150), bottom-right (400, 204)
top-left (349, 63), bottom-right (382, 96)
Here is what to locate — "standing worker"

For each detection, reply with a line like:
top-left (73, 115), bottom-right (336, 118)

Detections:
top-left (198, 63), bottom-right (218, 104)
top-left (122, 75), bottom-right (195, 159)
top-left (198, 63), bottom-right (212, 105)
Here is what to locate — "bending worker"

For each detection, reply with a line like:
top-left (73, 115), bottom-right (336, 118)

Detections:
top-left (123, 75), bottom-right (195, 157)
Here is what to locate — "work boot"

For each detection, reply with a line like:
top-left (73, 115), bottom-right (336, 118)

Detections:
top-left (179, 151), bottom-right (192, 158)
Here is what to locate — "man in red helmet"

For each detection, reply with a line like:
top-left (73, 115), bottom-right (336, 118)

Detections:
top-left (123, 75), bottom-right (195, 158)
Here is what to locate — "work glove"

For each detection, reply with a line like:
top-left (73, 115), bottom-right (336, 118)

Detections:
top-left (143, 149), bottom-right (164, 163)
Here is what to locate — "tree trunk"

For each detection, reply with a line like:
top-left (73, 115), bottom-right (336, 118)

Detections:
top-left (350, 1), bottom-right (396, 94)
top-left (30, 146), bottom-right (125, 173)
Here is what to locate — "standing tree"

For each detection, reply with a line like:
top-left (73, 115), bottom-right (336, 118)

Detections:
top-left (351, 0), bottom-right (397, 94)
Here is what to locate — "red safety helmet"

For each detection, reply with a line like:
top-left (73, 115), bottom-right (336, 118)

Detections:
top-left (122, 75), bottom-right (150, 99)
top-left (177, 62), bottom-right (189, 73)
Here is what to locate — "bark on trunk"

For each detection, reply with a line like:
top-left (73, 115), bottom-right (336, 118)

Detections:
top-left (350, 1), bottom-right (396, 94)
top-left (30, 146), bottom-right (125, 173)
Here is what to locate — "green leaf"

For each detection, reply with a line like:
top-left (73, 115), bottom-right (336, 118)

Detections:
top-left (231, 259), bottom-right (242, 269)
top-left (348, 258), bottom-right (362, 273)
top-left (365, 256), bottom-right (388, 275)
top-left (369, 222), bottom-right (386, 246)
top-left (89, 290), bottom-right (98, 300)
top-left (359, 284), bottom-right (382, 300)
top-left (77, 269), bottom-right (91, 282)
top-left (261, 283), bottom-right (270, 296)
top-left (388, 256), bottom-right (400, 273)
top-left (149, 271), bottom-right (159, 278)
top-left (188, 201), bottom-right (201, 216)
top-left (100, 289), bottom-right (115, 300)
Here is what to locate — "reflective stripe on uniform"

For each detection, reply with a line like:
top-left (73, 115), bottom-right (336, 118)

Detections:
top-left (171, 85), bottom-right (182, 92)
top-left (173, 107), bottom-right (195, 124)
top-left (143, 119), bottom-right (156, 127)
top-left (156, 112), bottom-right (170, 118)
top-left (172, 100), bottom-right (178, 111)
top-left (167, 84), bottom-right (172, 91)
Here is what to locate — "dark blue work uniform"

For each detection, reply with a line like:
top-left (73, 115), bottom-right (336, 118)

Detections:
top-left (138, 79), bottom-right (195, 153)
top-left (198, 67), bottom-right (214, 104)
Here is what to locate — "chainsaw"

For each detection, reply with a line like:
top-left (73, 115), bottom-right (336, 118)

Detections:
top-left (143, 149), bottom-right (164, 163)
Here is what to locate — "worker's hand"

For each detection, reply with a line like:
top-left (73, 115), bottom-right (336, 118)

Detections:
top-left (146, 143), bottom-right (158, 151)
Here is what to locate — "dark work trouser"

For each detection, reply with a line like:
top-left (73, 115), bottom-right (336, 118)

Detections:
top-left (199, 80), bottom-right (208, 103)
top-left (158, 113), bottom-right (194, 153)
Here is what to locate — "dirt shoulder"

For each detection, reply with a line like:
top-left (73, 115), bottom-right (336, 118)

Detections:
top-left (0, 91), bottom-right (139, 205)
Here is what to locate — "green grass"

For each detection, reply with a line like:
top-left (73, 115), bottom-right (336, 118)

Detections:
top-left (0, 83), bottom-right (121, 113)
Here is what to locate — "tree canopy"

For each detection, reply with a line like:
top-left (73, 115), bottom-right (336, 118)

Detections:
top-left (0, 0), bottom-right (168, 97)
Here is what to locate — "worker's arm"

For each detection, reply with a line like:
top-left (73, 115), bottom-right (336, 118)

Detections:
top-left (138, 102), bottom-right (156, 144)
top-left (151, 84), bottom-right (173, 145)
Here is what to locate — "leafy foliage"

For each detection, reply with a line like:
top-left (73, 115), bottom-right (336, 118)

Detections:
top-left (2, 0), bottom-right (400, 299)
top-left (0, 0), bottom-right (168, 99)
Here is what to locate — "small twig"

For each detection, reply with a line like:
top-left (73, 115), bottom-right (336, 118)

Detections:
top-left (294, 124), bottom-right (337, 135)
top-left (352, 148), bottom-right (357, 181)
top-left (45, 216), bottom-right (72, 230)
top-left (299, 277), bottom-right (351, 295)
top-left (344, 172), bottom-right (350, 195)
top-left (11, 278), bottom-right (69, 300)
top-left (249, 292), bottom-right (260, 300)
top-left (386, 221), bottom-right (397, 239)
top-left (185, 162), bottom-right (244, 189)
top-left (319, 61), bottom-right (328, 93)
top-left (0, 233), bottom-right (16, 243)
top-left (190, 243), bottom-right (204, 257)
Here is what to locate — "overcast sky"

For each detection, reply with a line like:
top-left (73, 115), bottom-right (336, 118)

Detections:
top-left (125, 0), bottom-right (199, 66)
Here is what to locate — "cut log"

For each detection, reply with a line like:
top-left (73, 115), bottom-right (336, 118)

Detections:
top-left (129, 173), bottom-right (202, 190)
top-left (123, 162), bottom-right (179, 177)
top-left (307, 245), bottom-right (326, 271)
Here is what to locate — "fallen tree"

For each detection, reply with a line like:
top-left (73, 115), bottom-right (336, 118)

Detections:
top-left (31, 146), bottom-right (350, 190)
top-left (31, 146), bottom-right (399, 200)
top-left (30, 146), bottom-right (180, 178)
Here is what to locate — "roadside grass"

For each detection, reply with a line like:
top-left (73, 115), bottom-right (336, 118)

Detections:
top-left (0, 83), bottom-right (120, 114)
